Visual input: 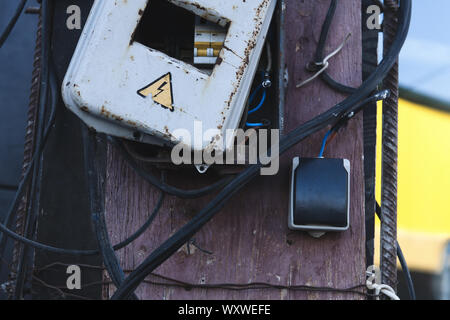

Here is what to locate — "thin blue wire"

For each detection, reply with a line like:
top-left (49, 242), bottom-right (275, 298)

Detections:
top-left (319, 130), bottom-right (332, 158)
top-left (247, 71), bottom-right (266, 103)
top-left (249, 84), bottom-right (263, 104)
top-left (246, 122), bottom-right (264, 127)
top-left (246, 83), bottom-right (267, 127)
top-left (248, 89), bottom-right (267, 115)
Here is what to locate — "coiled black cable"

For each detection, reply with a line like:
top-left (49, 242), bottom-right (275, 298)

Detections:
top-left (92, 209), bottom-right (138, 299)
top-left (83, 127), bottom-right (138, 300)
top-left (0, 183), bottom-right (165, 256)
top-left (111, 137), bottom-right (234, 199)
top-left (114, 191), bottom-right (165, 250)
top-left (312, 0), bottom-right (357, 94)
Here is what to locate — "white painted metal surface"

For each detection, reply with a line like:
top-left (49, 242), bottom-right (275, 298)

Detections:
top-left (62, 0), bottom-right (276, 152)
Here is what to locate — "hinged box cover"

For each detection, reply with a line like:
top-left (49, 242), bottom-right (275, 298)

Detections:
top-left (62, 0), bottom-right (276, 152)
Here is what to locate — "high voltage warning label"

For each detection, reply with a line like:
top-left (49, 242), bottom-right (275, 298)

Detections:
top-left (138, 72), bottom-right (174, 111)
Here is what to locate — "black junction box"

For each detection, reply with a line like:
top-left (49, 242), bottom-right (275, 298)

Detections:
top-left (289, 157), bottom-right (350, 237)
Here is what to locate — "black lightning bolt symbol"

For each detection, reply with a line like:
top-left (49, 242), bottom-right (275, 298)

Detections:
top-left (153, 81), bottom-right (167, 98)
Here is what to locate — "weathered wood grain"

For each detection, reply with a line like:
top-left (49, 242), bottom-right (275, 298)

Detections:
top-left (104, 0), bottom-right (365, 300)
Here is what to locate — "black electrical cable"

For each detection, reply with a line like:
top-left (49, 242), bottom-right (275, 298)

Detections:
top-left (83, 127), bottom-right (139, 300)
top-left (0, 130), bottom-right (165, 256)
top-left (396, 243), bottom-right (416, 300)
top-left (0, 0), bottom-right (27, 48)
top-left (0, 81), bottom-right (395, 267)
top-left (0, 186), bottom-right (165, 256)
top-left (0, 21), bottom-right (54, 260)
top-left (376, 203), bottom-right (416, 300)
top-left (111, 0), bottom-right (412, 299)
top-left (114, 190), bottom-right (165, 250)
top-left (13, 0), bottom-right (53, 298)
top-left (92, 209), bottom-right (139, 300)
top-left (0, 17), bottom-right (165, 258)
top-left (312, 0), bottom-right (358, 94)
top-left (314, 0), bottom-right (338, 64)
top-left (111, 93), bottom-right (397, 302)
top-left (33, 262), bottom-right (368, 296)
top-left (334, 90), bottom-right (389, 133)
top-left (362, 0), bottom-right (381, 273)
top-left (318, 94), bottom-right (416, 301)
top-left (0, 57), bottom-right (93, 256)
top-left (314, 0), bottom-right (388, 94)
top-left (111, 137), bottom-right (234, 199)
top-left (320, 90), bottom-right (389, 157)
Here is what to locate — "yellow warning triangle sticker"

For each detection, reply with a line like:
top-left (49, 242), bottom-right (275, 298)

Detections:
top-left (137, 72), bottom-right (174, 111)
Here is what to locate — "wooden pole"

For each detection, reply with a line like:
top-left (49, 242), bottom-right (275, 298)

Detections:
top-left (104, 0), bottom-right (364, 300)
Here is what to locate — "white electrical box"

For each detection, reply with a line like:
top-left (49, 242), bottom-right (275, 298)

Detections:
top-left (62, 0), bottom-right (276, 152)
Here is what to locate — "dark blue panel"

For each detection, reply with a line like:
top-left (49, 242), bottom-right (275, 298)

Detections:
top-left (0, 1), bottom-right (39, 190)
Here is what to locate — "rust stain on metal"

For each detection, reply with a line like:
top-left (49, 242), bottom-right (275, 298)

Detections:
top-left (100, 105), bottom-right (111, 118)
top-left (221, 0), bottom-right (269, 130)
top-left (178, 1), bottom-right (209, 13)
top-left (112, 114), bottom-right (124, 122)
top-left (101, 105), bottom-right (124, 122)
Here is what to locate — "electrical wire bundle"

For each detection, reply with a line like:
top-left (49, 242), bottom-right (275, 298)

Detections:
top-left (245, 80), bottom-right (269, 128)
top-left (0, 0), bottom-right (414, 300)
top-left (245, 42), bottom-right (273, 128)
top-left (313, 0), bottom-right (415, 300)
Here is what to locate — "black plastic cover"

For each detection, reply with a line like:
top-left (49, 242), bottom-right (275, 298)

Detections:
top-left (293, 158), bottom-right (349, 228)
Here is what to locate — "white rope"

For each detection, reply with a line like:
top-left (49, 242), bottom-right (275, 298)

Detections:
top-left (296, 33), bottom-right (352, 88)
top-left (367, 281), bottom-right (400, 300)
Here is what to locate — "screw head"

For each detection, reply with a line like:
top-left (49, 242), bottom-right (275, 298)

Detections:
top-left (262, 79), bottom-right (272, 88)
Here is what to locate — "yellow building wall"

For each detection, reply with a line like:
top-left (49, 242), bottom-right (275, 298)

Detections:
top-left (375, 99), bottom-right (450, 273)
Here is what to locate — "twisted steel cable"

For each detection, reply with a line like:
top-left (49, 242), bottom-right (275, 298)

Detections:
top-left (3, 6), bottom-right (43, 299)
top-left (380, 0), bottom-right (400, 294)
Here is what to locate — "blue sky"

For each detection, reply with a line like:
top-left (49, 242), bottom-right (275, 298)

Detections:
top-left (399, 0), bottom-right (450, 103)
